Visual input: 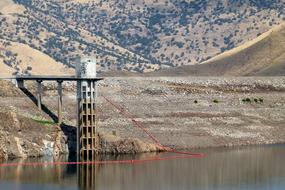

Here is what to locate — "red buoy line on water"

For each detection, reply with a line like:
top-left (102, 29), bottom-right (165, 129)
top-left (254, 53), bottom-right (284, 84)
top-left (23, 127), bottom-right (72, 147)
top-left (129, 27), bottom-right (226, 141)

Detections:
top-left (0, 96), bottom-right (205, 167)
top-left (0, 154), bottom-right (204, 167)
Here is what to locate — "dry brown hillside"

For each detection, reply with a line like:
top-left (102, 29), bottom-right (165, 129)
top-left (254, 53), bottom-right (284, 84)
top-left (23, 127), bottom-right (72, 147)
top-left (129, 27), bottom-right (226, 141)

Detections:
top-left (0, 40), bottom-right (74, 76)
top-left (0, 61), bottom-right (14, 77)
top-left (0, 0), bottom-right (74, 76)
top-left (149, 23), bottom-right (285, 76)
top-left (0, 0), bottom-right (283, 74)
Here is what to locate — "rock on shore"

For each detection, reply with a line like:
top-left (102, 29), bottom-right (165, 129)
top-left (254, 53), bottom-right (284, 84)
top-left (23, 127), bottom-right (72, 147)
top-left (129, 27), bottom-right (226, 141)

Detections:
top-left (95, 133), bottom-right (163, 154)
top-left (0, 111), bottom-right (68, 159)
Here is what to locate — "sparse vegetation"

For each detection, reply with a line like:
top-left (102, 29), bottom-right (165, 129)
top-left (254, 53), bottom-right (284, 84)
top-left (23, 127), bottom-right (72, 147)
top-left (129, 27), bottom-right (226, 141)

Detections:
top-left (0, 0), bottom-right (283, 74)
top-left (213, 99), bottom-right (219, 103)
top-left (242, 97), bottom-right (264, 104)
top-left (32, 118), bottom-right (56, 125)
top-left (245, 98), bottom-right (252, 103)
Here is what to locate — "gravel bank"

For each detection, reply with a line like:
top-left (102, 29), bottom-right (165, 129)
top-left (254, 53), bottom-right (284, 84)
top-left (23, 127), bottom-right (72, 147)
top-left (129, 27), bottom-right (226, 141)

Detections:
top-left (0, 77), bottom-right (284, 158)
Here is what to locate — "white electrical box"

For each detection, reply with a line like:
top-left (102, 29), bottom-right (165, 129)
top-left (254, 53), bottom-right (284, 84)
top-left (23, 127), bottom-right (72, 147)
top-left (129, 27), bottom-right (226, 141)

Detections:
top-left (76, 57), bottom-right (97, 78)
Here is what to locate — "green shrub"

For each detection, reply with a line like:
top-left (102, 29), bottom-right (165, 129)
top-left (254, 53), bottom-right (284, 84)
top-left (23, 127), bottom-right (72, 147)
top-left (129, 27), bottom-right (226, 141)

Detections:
top-left (245, 98), bottom-right (251, 103)
top-left (213, 99), bottom-right (219, 103)
top-left (32, 118), bottom-right (56, 125)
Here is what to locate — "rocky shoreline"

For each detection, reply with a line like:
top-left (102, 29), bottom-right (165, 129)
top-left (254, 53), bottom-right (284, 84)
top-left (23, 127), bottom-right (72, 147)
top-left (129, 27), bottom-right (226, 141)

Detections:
top-left (0, 110), bottom-right (162, 160)
top-left (0, 77), bottom-right (284, 159)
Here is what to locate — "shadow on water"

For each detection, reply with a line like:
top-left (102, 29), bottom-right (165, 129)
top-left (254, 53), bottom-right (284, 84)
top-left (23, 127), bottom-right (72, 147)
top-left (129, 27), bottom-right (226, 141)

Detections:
top-left (0, 145), bottom-right (285, 190)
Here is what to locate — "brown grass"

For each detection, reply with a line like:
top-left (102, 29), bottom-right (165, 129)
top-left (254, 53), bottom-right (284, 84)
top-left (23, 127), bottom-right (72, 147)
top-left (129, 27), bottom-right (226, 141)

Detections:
top-left (147, 23), bottom-right (285, 77)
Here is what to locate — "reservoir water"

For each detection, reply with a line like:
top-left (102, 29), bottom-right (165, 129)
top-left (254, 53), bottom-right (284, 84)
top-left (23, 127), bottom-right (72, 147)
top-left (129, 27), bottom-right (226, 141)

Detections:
top-left (0, 144), bottom-right (285, 190)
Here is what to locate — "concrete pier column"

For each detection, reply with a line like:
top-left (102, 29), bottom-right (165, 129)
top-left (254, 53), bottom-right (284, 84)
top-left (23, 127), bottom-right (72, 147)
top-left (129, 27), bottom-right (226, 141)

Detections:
top-left (36, 80), bottom-right (43, 110)
top-left (16, 79), bottom-right (25, 89)
top-left (57, 80), bottom-right (63, 124)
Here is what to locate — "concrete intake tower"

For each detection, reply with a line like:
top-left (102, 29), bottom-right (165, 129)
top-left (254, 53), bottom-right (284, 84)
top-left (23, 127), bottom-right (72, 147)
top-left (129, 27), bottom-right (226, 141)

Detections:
top-left (76, 58), bottom-right (98, 159)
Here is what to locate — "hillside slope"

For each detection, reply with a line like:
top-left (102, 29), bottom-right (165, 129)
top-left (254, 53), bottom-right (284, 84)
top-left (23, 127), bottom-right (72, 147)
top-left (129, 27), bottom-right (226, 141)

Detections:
top-left (0, 40), bottom-right (74, 76)
top-left (0, 0), bottom-right (25, 15)
top-left (0, 61), bottom-right (14, 77)
top-left (149, 23), bottom-right (285, 76)
top-left (1, 0), bottom-right (283, 74)
top-left (0, 0), bottom-right (157, 74)
top-left (0, 0), bottom-right (74, 76)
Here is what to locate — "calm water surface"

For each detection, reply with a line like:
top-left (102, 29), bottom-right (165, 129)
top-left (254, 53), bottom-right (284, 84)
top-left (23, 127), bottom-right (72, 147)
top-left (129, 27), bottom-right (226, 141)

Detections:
top-left (0, 145), bottom-right (285, 190)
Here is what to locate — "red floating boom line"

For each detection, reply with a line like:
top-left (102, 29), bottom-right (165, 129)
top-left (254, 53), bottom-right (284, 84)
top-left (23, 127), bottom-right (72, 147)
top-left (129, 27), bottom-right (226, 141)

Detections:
top-left (0, 154), bottom-right (204, 167)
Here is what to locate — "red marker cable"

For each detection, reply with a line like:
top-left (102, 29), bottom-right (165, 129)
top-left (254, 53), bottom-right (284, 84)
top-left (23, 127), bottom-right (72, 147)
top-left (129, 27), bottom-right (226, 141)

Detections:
top-left (102, 95), bottom-right (205, 157)
top-left (0, 154), bottom-right (204, 167)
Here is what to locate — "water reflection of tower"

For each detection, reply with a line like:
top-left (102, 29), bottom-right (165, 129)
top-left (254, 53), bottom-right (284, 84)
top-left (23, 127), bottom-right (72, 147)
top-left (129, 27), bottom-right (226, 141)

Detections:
top-left (78, 164), bottom-right (98, 190)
